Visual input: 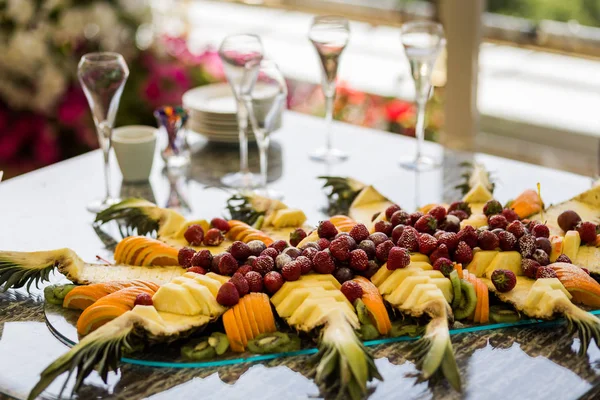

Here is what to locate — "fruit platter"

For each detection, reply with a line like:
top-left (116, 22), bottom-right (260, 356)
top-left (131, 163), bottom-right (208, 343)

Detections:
top-left (3, 164), bottom-right (600, 400)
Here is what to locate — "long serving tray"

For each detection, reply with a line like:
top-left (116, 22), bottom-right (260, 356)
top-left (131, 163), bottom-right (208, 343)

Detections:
top-left (44, 301), bottom-right (600, 369)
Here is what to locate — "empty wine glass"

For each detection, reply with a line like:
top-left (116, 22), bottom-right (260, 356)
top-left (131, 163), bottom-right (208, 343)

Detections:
top-left (308, 15), bottom-right (350, 164)
top-left (399, 21), bottom-right (445, 171)
top-left (242, 60), bottom-right (287, 199)
top-left (219, 34), bottom-right (264, 189)
top-left (78, 52), bottom-right (129, 212)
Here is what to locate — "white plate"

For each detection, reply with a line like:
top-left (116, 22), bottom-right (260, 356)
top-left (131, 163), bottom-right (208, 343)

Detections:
top-left (183, 83), bottom-right (238, 117)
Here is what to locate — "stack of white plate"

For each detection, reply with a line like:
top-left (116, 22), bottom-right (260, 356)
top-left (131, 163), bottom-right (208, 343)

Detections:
top-left (182, 83), bottom-right (254, 144)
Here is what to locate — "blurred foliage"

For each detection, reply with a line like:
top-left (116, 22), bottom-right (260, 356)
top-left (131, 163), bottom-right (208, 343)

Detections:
top-left (487, 0), bottom-right (600, 27)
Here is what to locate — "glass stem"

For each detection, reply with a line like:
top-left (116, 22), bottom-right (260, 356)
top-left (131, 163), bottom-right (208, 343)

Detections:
top-left (257, 133), bottom-right (269, 192)
top-left (414, 94), bottom-right (428, 162)
top-left (324, 92), bottom-right (334, 152)
top-left (236, 99), bottom-right (250, 175)
top-left (97, 121), bottom-right (112, 201)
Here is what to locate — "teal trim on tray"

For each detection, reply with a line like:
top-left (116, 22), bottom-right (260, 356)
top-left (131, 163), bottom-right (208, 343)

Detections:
top-left (119, 309), bottom-right (600, 368)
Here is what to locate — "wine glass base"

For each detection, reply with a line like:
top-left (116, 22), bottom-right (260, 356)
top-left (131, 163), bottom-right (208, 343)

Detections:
top-left (398, 155), bottom-right (440, 172)
top-left (221, 172), bottom-right (262, 189)
top-left (309, 147), bottom-right (348, 164)
top-left (252, 188), bottom-right (284, 200)
top-left (87, 197), bottom-right (122, 213)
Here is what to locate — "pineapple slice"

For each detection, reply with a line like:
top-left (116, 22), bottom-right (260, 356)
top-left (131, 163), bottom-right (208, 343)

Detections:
top-left (430, 278), bottom-right (453, 303)
top-left (179, 280), bottom-right (226, 317)
top-left (152, 283), bottom-right (202, 316)
top-left (410, 253), bottom-right (431, 263)
top-left (467, 250), bottom-right (499, 277)
top-left (400, 283), bottom-right (438, 310)
top-left (271, 281), bottom-right (338, 306)
top-left (378, 268), bottom-right (441, 295)
top-left (483, 251), bottom-right (522, 279)
top-left (269, 208), bottom-right (307, 228)
top-left (287, 297), bottom-right (339, 326)
top-left (386, 276), bottom-right (431, 305)
top-left (575, 246), bottom-right (600, 272)
top-left (533, 278), bottom-right (572, 299)
top-left (297, 303), bottom-right (340, 331)
top-left (299, 273), bottom-right (342, 288)
top-left (183, 272), bottom-right (222, 297)
top-left (563, 230), bottom-right (581, 262)
top-left (460, 213), bottom-right (488, 229)
top-left (206, 272), bottom-right (229, 285)
top-left (130, 305), bottom-right (165, 329)
top-left (462, 184), bottom-right (493, 204)
top-left (276, 288), bottom-right (336, 318)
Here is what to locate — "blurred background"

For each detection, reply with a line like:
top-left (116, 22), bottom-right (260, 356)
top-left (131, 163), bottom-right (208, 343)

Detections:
top-left (0, 0), bottom-right (598, 179)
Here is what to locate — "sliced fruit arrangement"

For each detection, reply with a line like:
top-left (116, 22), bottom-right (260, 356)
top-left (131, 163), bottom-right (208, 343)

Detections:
top-left (226, 220), bottom-right (274, 246)
top-left (223, 292), bottom-right (276, 352)
top-left (114, 236), bottom-right (179, 266)
top-left (64, 280), bottom-right (159, 310)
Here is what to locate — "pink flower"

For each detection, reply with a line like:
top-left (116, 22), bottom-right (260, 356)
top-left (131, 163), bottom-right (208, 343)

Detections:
top-left (58, 87), bottom-right (88, 127)
top-left (385, 100), bottom-right (415, 122)
top-left (141, 61), bottom-right (192, 108)
top-left (34, 122), bottom-right (60, 165)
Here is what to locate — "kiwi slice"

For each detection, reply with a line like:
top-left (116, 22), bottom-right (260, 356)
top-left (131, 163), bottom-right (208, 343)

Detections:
top-left (389, 320), bottom-right (424, 338)
top-left (489, 305), bottom-right (521, 323)
top-left (355, 299), bottom-right (372, 325)
top-left (449, 270), bottom-right (462, 309)
top-left (181, 338), bottom-right (217, 361)
top-left (247, 332), bottom-right (301, 354)
top-left (209, 332), bottom-right (230, 355)
top-left (359, 324), bottom-right (380, 341)
top-left (453, 280), bottom-right (477, 320)
top-left (44, 284), bottom-right (77, 305)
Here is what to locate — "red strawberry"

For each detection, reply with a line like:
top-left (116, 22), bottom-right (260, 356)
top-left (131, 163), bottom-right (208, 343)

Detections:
top-left (260, 247), bottom-right (279, 261)
top-left (341, 281), bottom-right (363, 304)
top-left (456, 225), bottom-right (478, 248)
top-left (427, 206), bottom-right (447, 223)
top-left (430, 244), bottom-right (450, 265)
top-left (211, 218), bottom-right (231, 232)
top-left (317, 220), bottom-right (338, 239)
top-left (187, 266), bottom-right (207, 275)
top-left (289, 228), bottom-right (307, 247)
top-left (281, 261), bottom-right (301, 281)
top-left (313, 250), bottom-right (336, 274)
top-left (418, 233), bottom-right (438, 255)
top-left (245, 271), bottom-right (264, 292)
top-left (218, 253), bottom-right (239, 276)
top-left (317, 238), bottom-right (331, 250)
top-left (555, 254), bottom-right (572, 264)
top-left (502, 208), bottom-right (519, 222)
top-left (134, 293), bottom-right (153, 306)
top-left (414, 215), bottom-right (437, 234)
top-left (491, 269), bottom-right (516, 292)
top-left (521, 259), bottom-right (541, 279)
top-left (448, 210), bottom-right (469, 221)
top-left (178, 247), bottom-right (196, 268)
top-left (349, 223), bottom-right (370, 243)
top-left (391, 225), bottom-right (406, 245)
top-left (437, 232), bottom-right (458, 252)
top-left (330, 237), bottom-right (352, 261)
top-left (191, 250), bottom-right (213, 269)
top-left (204, 228), bottom-right (225, 246)
top-left (433, 257), bottom-right (455, 277)
top-left (374, 220), bottom-right (393, 236)
top-left (269, 240), bottom-right (288, 253)
top-left (230, 272), bottom-right (249, 296)
top-left (387, 247), bottom-right (410, 270)
top-left (349, 249), bottom-right (369, 271)
top-left (376, 240), bottom-right (395, 263)
top-left (229, 241), bottom-right (252, 261)
top-left (478, 230), bottom-right (499, 250)
top-left (536, 266), bottom-right (557, 279)
top-left (263, 271), bottom-right (284, 293)
top-left (409, 212), bottom-right (423, 226)
top-left (518, 234), bottom-right (536, 258)
top-left (488, 215), bottom-right (508, 230)
top-left (385, 204), bottom-right (402, 220)
top-left (577, 222), bottom-right (598, 244)
top-left (390, 210), bottom-right (410, 227)
top-left (498, 231), bottom-right (517, 251)
top-left (397, 227), bottom-right (419, 252)
top-left (506, 221), bottom-right (526, 238)
top-left (301, 247), bottom-right (319, 261)
top-left (531, 224), bottom-right (550, 239)
top-left (252, 255), bottom-right (275, 276)
top-left (295, 256), bottom-right (313, 274)
top-left (247, 240), bottom-right (267, 256)
top-left (582, 268), bottom-right (591, 275)
top-left (454, 241), bottom-right (473, 264)
top-left (483, 200), bottom-right (502, 216)
top-left (184, 224), bottom-right (204, 246)
top-left (216, 282), bottom-right (239, 306)
top-left (448, 201), bottom-right (471, 215)
top-left (236, 265), bottom-right (252, 276)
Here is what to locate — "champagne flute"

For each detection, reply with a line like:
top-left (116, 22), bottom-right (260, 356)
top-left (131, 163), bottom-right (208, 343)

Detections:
top-left (399, 21), bottom-right (445, 172)
top-left (78, 52), bottom-right (129, 212)
top-left (219, 34), bottom-right (264, 189)
top-left (308, 15), bottom-right (350, 164)
top-left (241, 60), bottom-right (287, 199)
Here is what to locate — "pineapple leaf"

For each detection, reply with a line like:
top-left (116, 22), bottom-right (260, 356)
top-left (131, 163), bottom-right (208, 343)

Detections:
top-left (225, 194), bottom-right (264, 226)
top-left (95, 198), bottom-right (161, 237)
top-left (0, 250), bottom-right (66, 292)
top-left (318, 176), bottom-right (365, 216)
top-left (28, 319), bottom-right (140, 400)
top-left (564, 305), bottom-right (600, 356)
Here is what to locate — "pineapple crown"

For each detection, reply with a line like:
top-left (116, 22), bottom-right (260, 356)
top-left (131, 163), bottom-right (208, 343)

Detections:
top-left (318, 176), bottom-right (365, 216)
top-left (225, 194), bottom-right (265, 226)
top-left (455, 162), bottom-right (496, 196)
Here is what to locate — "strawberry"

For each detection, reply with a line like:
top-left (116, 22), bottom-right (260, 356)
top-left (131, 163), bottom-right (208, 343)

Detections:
top-left (430, 244), bottom-right (450, 265)
top-left (301, 247), bottom-right (319, 261)
top-left (281, 261), bottom-right (301, 281)
top-left (390, 210), bottom-right (410, 227)
top-left (478, 230), bottom-right (499, 250)
top-left (397, 226), bottom-right (419, 252)
top-left (178, 247), bottom-right (196, 268)
top-left (204, 228), bottom-right (225, 246)
top-left (252, 255), bottom-right (275, 276)
top-left (317, 220), bottom-right (338, 239)
top-left (582, 268), bottom-right (591, 275)
top-left (269, 240), bottom-right (288, 253)
top-left (264, 271), bottom-right (284, 293)
top-left (433, 257), bottom-right (454, 277)
top-left (506, 220), bottom-right (526, 239)
top-left (386, 247), bottom-right (410, 270)
top-left (134, 293), bottom-right (153, 306)
top-left (245, 271), bottom-right (263, 292)
top-left (448, 210), bottom-right (469, 221)
top-left (184, 224), bottom-right (204, 246)
top-left (211, 218), bottom-right (231, 232)
top-left (577, 221), bottom-right (598, 244)
top-left (289, 228), bottom-right (307, 247)
top-left (228, 241), bottom-right (252, 261)
top-left (555, 254), bottom-right (572, 264)
top-left (317, 238), bottom-right (331, 250)
top-left (374, 220), bottom-right (393, 236)
top-left (498, 231), bottom-right (517, 251)
top-left (330, 237), bottom-right (352, 261)
top-left (488, 215), bottom-right (508, 230)
top-left (191, 249), bottom-right (213, 269)
top-left (349, 249), bottom-right (369, 271)
top-left (340, 281), bottom-right (363, 304)
top-left (260, 247), bottom-right (279, 261)
top-left (218, 253), bottom-right (238, 276)
top-left (236, 265), bottom-right (252, 276)
top-left (376, 240), bottom-right (395, 263)
top-left (409, 212), bottom-right (423, 226)
top-left (491, 269), bottom-right (516, 292)
top-left (247, 240), bottom-right (267, 256)
top-left (216, 282), bottom-right (240, 306)
top-left (454, 241), bottom-right (473, 264)
top-left (448, 201), bottom-right (471, 215)
top-left (531, 224), bottom-right (550, 239)
top-left (391, 225), bottom-right (406, 244)
top-left (418, 233), bottom-right (438, 255)
top-left (414, 215), bottom-right (437, 234)
top-left (437, 232), bottom-right (458, 252)
top-left (483, 200), bottom-right (502, 216)
top-left (456, 225), bottom-right (478, 248)
top-left (518, 234), bottom-right (536, 258)
top-left (313, 251), bottom-right (336, 274)
top-left (427, 206), bottom-right (447, 223)
top-left (385, 204), bottom-right (402, 220)
top-left (230, 272), bottom-right (249, 296)
top-left (295, 256), bottom-right (313, 274)
top-left (521, 259), bottom-right (541, 279)
top-left (536, 266), bottom-right (557, 279)
top-left (349, 223), bottom-right (370, 243)
top-left (187, 266), bottom-right (207, 275)
top-left (501, 208), bottom-right (519, 222)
